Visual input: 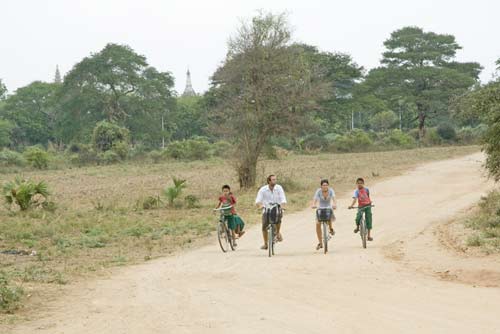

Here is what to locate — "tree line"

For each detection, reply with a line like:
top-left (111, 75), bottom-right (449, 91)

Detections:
top-left (0, 12), bottom-right (497, 186)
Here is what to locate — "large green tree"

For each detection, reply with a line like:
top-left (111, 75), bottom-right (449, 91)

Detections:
top-left (0, 79), bottom-right (6, 100)
top-left (362, 27), bottom-right (482, 138)
top-left (0, 81), bottom-right (60, 147)
top-left (58, 43), bottom-right (175, 146)
top-left (209, 12), bottom-right (330, 187)
top-left (299, 45), bottom-right (364, 134)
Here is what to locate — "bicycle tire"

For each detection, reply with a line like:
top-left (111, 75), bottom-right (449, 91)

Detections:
top-left (217, 221), bottom-right (229, 252)
top-left (227, 225), bottom-right (235, 251)
top-left (322, 221), bottom-right (328, 254)
top-left (360, 217), bottom-right (367, 249)
top-left (268, 225), bottom-right (273, 257)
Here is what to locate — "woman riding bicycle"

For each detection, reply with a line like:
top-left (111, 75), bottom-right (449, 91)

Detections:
top-left (311, 179), bottom-right (337, 251)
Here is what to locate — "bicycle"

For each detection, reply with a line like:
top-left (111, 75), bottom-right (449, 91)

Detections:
top-left (263, 203), bottom-right (282, 257)
top-left (349, 204), bottom-right (374, 249)
top-left (213, 205), bottom-right (235, 253)
top-left (314, 206), bottom-right (333, 254)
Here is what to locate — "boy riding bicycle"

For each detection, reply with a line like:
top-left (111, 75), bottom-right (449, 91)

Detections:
top-left (348, 178), bottom-right (374, 241)
top-left (215, 185), bottom-right (245, 245)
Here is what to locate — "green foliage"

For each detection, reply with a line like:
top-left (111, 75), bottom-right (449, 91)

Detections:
top-left (67, 143), bottom-right (99, 166)
top-left (437, 123), bottom-right (457, 140)
top-left (0, 81), bottom-right (59, 147)
top-left (112, 141), bottom-right (129, 160)
top-left (163, 177), bottom-right (187, 206)
top-left (3, 177), bottom-right (50, 210)
top-left (331, 130), bottom-right (373, 152)
top-left (23, 146), bottom-right (50, 169)
top-left (453, 80), bottom-right (500, 180)
top-left (212, 140), bottom-right (234, 158)
top-left (92, 121), bottom-right (129, 152)
top-left (465, 191), bottom-right (500, 252)
top-left (0, 79), bottom-right (7, 100)
top-left (361, 26), bottom-right (481, 138)
top-left (166, 139), bottom-right (212, 160)
top-left (0, 271), bottom-right (24, 313)
top-left (0, 118), bottom-right (13, 147)
top-left (184, 195), bottom-right (201, 209)
top-left (100, 150), bottom-right (120, 165)
top-left (369, 111), bottom-right (397, 132)
top-left (382, 129), bottom-right (416, 148)
top-left (209, 11), bottom-right (330, 187)
top-left (147, 150), bottom-right (164, 163)
top-left (422, 128), bottom-right (442, 146)
top-left (0, 149), bottom-right (26, 167)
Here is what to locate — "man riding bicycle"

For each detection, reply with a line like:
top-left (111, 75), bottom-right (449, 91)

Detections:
top-left (255, 174), bottom-right (287, 250)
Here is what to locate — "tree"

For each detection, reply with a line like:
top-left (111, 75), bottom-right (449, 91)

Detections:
top-left (209, 12), bottom-right (330, 187)
top-left (171, 95), bottom-right (207, 140)
top-left (0, 81), bottom-right (59, 147)
top-left (298, 45), bottom-right (364, 134)
top-left (0, 119), bottom-right (13, 147)
top-left (369, 110), bottom-right (397, 132)
top-left (453, 80), bottom-right (500, 180)
top-left (363, 27), bottom-right (482, 139)
top-left (58, 43), bottom-right (175, 145)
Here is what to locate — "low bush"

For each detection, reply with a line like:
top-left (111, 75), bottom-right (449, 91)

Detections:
top-left (2, 177), bottom-right (50, 211)
top-left (23, 146), bottom-right (50, 169)
top-left (0, 149), bottom-right (26, 167)
top-left (437, 123), bottom-right (457, 141)
top-left (331, 130), bottom-right (373, 152)
top-left (166, 139), bottom-right (212, 160)
top-left (0, 271), bottom-right (24, 313)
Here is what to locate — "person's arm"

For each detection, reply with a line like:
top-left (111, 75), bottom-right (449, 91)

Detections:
top-left (348, 190), bottom-right (358, 209)
top-left (331, 189), bottom-right (337, 209)
top-left (279, 186), bottom-right (287, 209)
top-left (255, 188), bottom-right (264, 209)
top-left (311, 189), bottom-right (319, 208)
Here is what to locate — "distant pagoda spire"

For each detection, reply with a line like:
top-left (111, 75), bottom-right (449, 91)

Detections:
top-left (182, 69), bottom-right (196, 97)
top-left (54, 65), bottom-right (62, 84)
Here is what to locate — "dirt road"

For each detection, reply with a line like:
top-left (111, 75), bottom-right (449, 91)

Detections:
top-left (7, 153), bottom-right (500, 333)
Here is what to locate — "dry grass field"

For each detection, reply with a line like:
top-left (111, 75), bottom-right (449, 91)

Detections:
top-left (0, 146), bottom-right (479, 319)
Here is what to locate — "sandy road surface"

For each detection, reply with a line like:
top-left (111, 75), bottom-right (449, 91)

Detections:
top-left (6, 153), bottom-right (500, 333)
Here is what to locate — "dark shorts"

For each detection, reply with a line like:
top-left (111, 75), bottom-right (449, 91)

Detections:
top-left (261, 210), bottom-right (283, 231)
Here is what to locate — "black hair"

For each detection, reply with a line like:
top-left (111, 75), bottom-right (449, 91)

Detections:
top-left (222, 184), bottom-right (231, 191)
top-left (267, 174), bottom-right (276, 184)
top-left (356, 178), bottom-right (365, 183)
top-left (320, 179), bottom-right (329, 186)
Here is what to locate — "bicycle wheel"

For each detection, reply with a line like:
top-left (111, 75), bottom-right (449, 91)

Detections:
top-left (268, 225), bottom-right (273, 257)
top-left (360, 217), bottom-right (367, 249)
top-left (217, 221), bottom-right (229, 252)
top-left (322, 221), bottom-right (328, 254)
top-left (227, 225), bottom-right (235, 251)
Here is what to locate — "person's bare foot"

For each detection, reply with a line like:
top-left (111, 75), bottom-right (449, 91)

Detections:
top-left (238, 231), bottom-right (246, 238)
top-left (260, 245), bottom-right (268, 250)
top-left (277, 233), bottom-right (283, 242)
top-left (368, 237), bottom-right (373, 241)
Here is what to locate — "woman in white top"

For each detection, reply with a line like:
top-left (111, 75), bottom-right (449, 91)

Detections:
top-left (311, 179), bottom-right (337, 250)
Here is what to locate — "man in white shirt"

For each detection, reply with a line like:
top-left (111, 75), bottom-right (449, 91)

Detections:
top-left (255, 174), bottom-right (287, 250)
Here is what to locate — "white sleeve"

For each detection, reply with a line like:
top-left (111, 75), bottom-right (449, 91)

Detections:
top-left (255, 187), bottom-right (263, 204)
top-left (279, 186), bottom-right (287, 204)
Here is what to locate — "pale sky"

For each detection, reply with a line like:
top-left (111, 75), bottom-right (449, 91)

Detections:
top-left (1, 0), bottom-right (499, 96)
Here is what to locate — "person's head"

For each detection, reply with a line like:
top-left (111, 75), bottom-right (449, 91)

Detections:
top-left (356, 177), bottom-right (365, 189)
top-left (267, 174), bottom-right (277, 187)
top-left (320, 179), bottom-right (329, 191)
top-left (222, 184), bottom-right (231, 196)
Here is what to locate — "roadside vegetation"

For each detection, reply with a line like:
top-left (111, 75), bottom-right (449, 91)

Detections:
top-left (465, 190), bottom-right (500, 253)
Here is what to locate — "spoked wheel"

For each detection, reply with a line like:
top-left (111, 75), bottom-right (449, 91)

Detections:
top-left (268, 225), bottom-right (274, 257)
top-left (322, 221), bottom-right (329, 254)
top-left (217, 221), bottom-right (230, 252)
top-left (228, 226), bottom-right (235, 251)
top-left (360, 217), bottom-right (367, 249)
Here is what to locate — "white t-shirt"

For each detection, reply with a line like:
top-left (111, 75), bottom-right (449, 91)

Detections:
top-left (255, 184), bottom-right (287, 207)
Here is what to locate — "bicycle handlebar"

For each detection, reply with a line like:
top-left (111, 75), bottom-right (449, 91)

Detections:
top-left (213, 205), bottom-right (233, 211)
top-left (348, 204), bottom-right (375, 209)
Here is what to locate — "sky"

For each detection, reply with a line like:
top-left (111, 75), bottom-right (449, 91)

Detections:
top-left (1, 0), bottom-right (499, 96)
